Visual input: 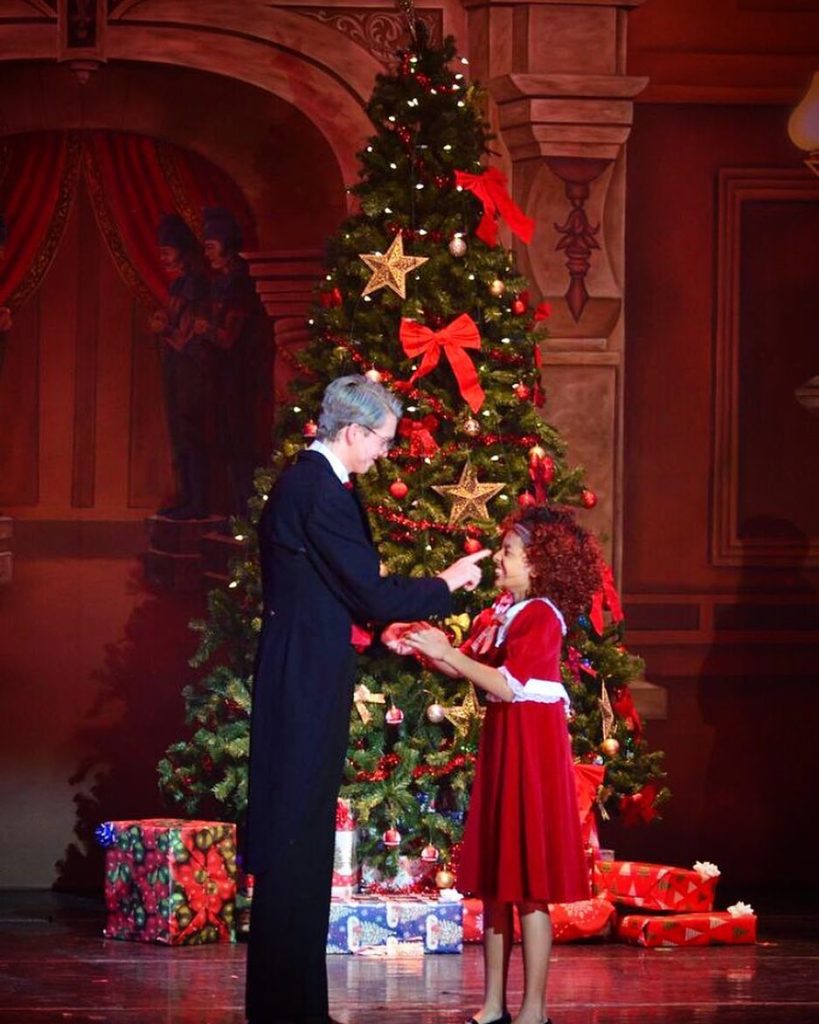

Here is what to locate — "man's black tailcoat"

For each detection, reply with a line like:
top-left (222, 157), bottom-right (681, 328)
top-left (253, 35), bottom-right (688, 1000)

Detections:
top-left (245, 449), bottom-right (452, 1022)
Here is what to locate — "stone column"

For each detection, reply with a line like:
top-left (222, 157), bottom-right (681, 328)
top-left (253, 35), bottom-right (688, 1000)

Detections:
top-left (464, 0), bottom-right (647, 572)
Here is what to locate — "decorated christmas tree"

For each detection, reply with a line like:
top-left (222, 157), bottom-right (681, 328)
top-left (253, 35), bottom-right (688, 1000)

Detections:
top-left (157, 24), bottom-right (668, 885)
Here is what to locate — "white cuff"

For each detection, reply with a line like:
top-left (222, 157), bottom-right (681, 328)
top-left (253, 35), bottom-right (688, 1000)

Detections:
top-left (497, 667), bottom-right (571, 713)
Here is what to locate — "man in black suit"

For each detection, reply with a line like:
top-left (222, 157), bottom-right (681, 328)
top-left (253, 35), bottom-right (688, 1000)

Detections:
top-left (245, 374), bottom-right (488, 1024)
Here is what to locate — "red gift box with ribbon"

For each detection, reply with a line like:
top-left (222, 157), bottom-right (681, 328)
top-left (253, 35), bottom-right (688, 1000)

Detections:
top-left (462, 897), bottom-right (614, 944)
top-left (102, 818), bottom-right (237, 945)
top-left (592, 861), bottom-right (718, 913)
top-left (615, 911), bottom-right (757, 947)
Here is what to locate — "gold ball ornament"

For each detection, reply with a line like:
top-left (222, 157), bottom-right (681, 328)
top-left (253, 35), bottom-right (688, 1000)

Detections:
top-left (462, 418), bottom-right (481, 437)
top-left (489, 279), bottom-right (506, 298)
top-left (435, 868), bottom-right (455, 890)
top-left (600, 737), bottom-right (620, 757)
top-left (426, 703), bottom-right (446, 724)
top-left (448, 235), bottom-right (467, 257)
top-left (364, 368), bottom-right (382, 383)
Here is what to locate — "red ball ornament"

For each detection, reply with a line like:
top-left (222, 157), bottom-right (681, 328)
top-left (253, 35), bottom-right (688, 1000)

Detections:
top-left (514, 383), bottom-right (531, 401)
top-left (518, 492), bottom-right (537, 509)
top-left (581, 488), bottom-right (598, 509)
top-left (421, 844), bottom-right (440, 863)
top-left (511, 297), bottom-right (527, 316)
top-left (463, 537), bottom-right (483, 554)
top-left (302, 420), bottom-right (318, 439)
top-left (383, 827), bottom-right (402, 848)
top-left (385, 705), bottom-right (405, 725)
top-left (389, 480), bottom-right (409, 500)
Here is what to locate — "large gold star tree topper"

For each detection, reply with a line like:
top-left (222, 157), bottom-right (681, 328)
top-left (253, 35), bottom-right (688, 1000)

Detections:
top-left (359, 232), bottom-right (429, 299)
top-left (433, 459), bottom-right (505, 527)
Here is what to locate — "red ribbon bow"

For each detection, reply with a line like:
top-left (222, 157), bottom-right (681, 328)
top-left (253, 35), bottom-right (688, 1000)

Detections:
top-left (618, 782), bottom-right (660, 826)
top-left (400, 313), bottom-right (485, 413)
top-left (574, 762), bottom-right (606, 853)
top-left (589, 560), bottom-right (624, 634)
top-left (454, 166), bottom-right (535, 248)
top-left (528, 451), bottom-right (555, 504)
top-left (612, 684), bottom-right (643, 741)
top-left (398, 414), bottom-right (440, 456)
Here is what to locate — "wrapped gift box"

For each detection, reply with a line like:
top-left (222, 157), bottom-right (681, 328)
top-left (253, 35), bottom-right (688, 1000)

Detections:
top-left (327, 895), bottom-right (462, 954)
top-left (593, 861), bottom-right (718, 912)
top-left (463, 898), bottom-right (614, 944)
top-left (616, 911), bottom-right (757, 947)
top-left (332, 798), bottom-right (359, 898)
top-left (552, 898), bottom-right (616, 942)
top-left (101, 818), bottom-right (237, 945)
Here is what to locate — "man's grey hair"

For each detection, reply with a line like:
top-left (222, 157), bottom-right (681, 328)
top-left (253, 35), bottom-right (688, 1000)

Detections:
top-left (316, 374), bottom-right (403, 441)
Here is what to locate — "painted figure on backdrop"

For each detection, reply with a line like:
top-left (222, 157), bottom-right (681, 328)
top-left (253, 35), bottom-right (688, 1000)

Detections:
top-left (0, 215), bottom-right (12, 378)
top-left (198, 206), bottom-right (270, 520)
top-left (149, 213), bottom-right (211, 520)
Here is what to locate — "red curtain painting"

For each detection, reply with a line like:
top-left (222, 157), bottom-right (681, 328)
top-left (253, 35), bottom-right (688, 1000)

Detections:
top-left (0, 130), bottom-right (256, 312)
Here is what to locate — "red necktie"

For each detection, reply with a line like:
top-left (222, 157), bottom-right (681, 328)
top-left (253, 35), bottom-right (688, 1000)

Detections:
top-left (343, 481), bottom-right (354, 490)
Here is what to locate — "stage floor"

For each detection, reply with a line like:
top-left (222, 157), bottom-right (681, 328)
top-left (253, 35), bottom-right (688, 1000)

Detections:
top-left (1, 891), bottom-right (817, 1023)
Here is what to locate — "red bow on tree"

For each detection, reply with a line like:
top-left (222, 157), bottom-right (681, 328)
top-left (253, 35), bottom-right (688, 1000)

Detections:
top-left (400, 313), bottom-right (485, 412)
top-left (612, 683), bottom-right (643, 741)
top-left (573, 762), bottom-right (606, 854)
top-left (589, 560), bottom-right (624, 634)
top-left (528, 448), bottom-right (555, 503)
top-left (454, 166), bottom-right (535, 248)
top-left (618, 782), bottom-right (660, 826)
top-left (398, 414), bottom-right (440, 456)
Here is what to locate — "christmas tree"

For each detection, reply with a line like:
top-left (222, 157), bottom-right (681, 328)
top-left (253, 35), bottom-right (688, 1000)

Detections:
top-left (157, 24), bottom-right (668, 885)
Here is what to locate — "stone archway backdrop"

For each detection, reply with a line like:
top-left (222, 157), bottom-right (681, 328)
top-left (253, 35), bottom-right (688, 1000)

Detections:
top-left (0, 0), bottom-right (643, 566)
top-left (0, 0), bottom-right (650, 888)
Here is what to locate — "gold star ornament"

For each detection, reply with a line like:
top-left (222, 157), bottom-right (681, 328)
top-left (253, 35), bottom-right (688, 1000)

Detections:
top-left (443, 683), bottom-right (485, 735)
top-left (359, 232), bottom-right (429, 299)
top-left (433, 460), bottom-right (505, 526)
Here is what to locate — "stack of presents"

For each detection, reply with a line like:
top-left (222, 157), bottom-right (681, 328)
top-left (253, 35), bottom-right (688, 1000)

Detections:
top-left (97, 804), bottom-right (756, 952)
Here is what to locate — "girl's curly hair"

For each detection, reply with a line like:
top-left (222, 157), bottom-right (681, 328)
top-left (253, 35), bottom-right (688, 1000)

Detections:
top-left (501, 506), bottom-right (603, 625)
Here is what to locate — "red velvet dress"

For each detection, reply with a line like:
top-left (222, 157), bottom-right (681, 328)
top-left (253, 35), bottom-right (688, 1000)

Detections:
top-left (456, 597), bottom-right (590, 905)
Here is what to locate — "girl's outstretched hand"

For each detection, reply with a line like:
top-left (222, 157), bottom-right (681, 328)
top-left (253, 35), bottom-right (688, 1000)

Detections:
top-left (404, 625), bottom-right (453, 661)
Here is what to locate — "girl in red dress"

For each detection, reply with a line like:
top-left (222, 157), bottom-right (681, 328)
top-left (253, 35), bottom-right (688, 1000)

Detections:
top-left (405, 506), bottom-right (602, 1024)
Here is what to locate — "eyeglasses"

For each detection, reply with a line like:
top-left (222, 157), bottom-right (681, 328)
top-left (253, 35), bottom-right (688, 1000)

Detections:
top-left (359, 424), bottom-right (394, 452)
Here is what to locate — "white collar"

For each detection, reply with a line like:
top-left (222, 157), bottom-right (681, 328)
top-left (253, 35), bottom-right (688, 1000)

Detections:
top-left (308, 440), bottom-right (350, 485)
top-left (496, 597), bottom-right (567, 644)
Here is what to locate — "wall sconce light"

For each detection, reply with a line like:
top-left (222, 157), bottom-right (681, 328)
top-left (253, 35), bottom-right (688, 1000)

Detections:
top-left (788, 72), bottom-right (819, 178)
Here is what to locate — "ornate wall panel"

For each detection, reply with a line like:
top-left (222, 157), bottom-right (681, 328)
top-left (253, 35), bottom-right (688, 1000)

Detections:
top-left (712, 168), bottom-right (819, 568)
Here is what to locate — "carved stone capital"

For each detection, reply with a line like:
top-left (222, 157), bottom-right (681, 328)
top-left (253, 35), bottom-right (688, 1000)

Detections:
top-left (489, 73), bottom-right (649, 162)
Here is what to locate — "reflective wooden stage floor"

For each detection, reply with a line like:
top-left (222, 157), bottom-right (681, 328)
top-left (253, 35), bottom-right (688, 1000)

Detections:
top-left (1, 892), bottom-right (817, 1024)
